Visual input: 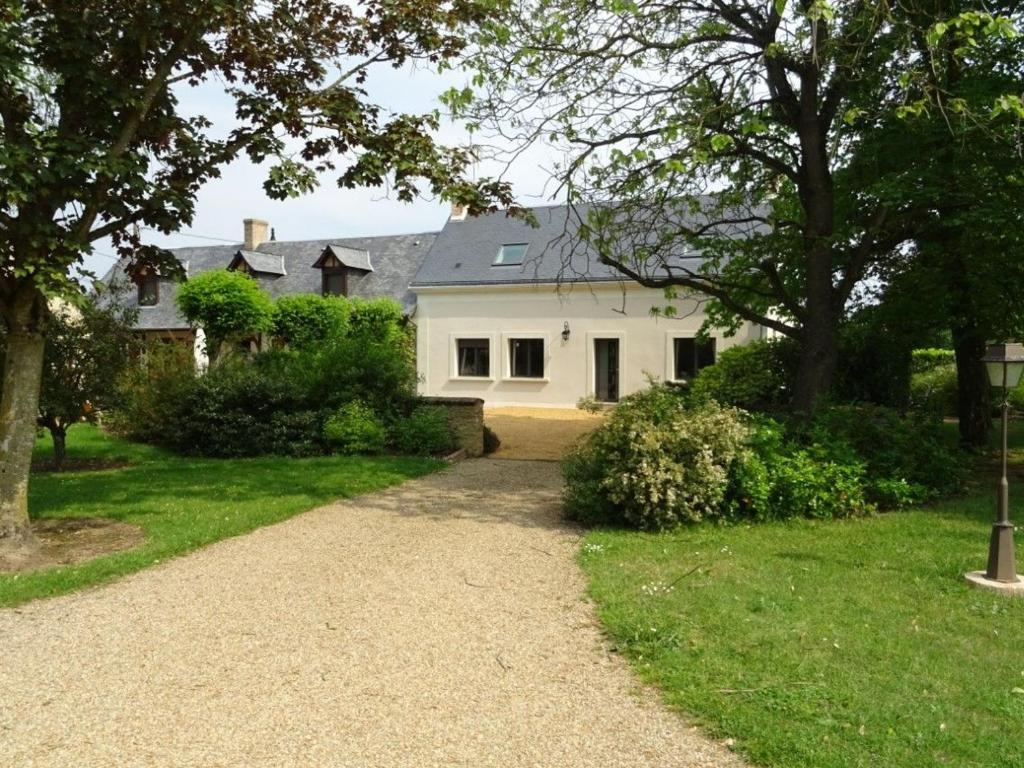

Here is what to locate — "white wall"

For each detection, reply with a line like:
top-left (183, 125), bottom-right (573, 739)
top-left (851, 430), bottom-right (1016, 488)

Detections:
top-left (414, 282), bottom-right (766, 408)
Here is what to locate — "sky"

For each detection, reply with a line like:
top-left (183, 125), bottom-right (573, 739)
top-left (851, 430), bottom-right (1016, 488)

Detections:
top-left (84, 62), bottom-right (561, 281)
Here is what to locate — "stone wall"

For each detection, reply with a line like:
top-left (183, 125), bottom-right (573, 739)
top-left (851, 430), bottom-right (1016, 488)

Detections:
top-left (422, 396), bottom-right (484, 458)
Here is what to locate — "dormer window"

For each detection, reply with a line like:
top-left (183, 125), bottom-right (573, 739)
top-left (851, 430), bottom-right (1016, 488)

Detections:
top-left (494, 243), bottom-right (528, 266)
top-left (322, 263), bottom-right (347, 297)
top-left (137, 274), bottom-right (159, 306)
top-left (313, 245), bottom-right (373, 297)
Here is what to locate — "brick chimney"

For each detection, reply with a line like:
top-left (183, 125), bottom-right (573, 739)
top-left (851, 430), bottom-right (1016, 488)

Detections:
top-left (243, 218), bottom-right (270, 250)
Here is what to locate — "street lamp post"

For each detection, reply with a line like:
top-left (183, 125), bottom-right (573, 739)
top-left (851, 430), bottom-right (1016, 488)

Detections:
top-left (968, 343), bottom-right (1024, 593)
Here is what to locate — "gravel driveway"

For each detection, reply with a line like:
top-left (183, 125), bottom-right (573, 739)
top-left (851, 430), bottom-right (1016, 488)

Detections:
top-left (0, 459), bottom-right (742, 768)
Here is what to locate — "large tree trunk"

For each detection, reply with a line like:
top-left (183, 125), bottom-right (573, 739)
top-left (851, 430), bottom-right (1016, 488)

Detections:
top-left (952, 322), bottom-right (991, 449)
top-left (792, 308), bottom-right (839, 412)
top-left (0, 286), bottom-right (47, 549)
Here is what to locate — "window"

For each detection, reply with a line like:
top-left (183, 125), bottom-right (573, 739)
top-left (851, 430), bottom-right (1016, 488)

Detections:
top-left (493, 243), bottom-right (528, 266)
top-left (137, 276), bottom-right (159, 307)
top-left (509, 338), bottom-right (544, 378)
top-left (322, 269), bottom-right (347, 297)
top-left (457, 339), bottom-right (490, 377)
top-left (673, 337), bottom-right (716, 380)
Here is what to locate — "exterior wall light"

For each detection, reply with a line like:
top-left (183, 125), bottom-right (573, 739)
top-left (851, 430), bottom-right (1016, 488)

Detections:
top-left (966, 342), bottom-right (1024, 594)
top-left (561, 322), bottom-right (571, 342)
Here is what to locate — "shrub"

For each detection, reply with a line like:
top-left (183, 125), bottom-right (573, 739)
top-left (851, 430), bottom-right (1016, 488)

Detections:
top-left (108, 342), bottom-right (195, 444)
top-left (909, 361), bottom-right (958, 417)
top-left (271, 294), bottom-right (349, 349)
top-left (911, 348), bottom-right (956, 374)
top-left (806, 404), bottom-right (963, 505)
top-left (160, 359), bottom-right (323, 457)
top-left (564, 386), bottom-right (749, 530)
top-left (113, 306), bottom-right (419, 458)
top-left (563, 386), bottom-right (960, 531)
top-left (323, 401), bottom-right (387, 455)
top-left (727, 417), bottom-right (871, 521)
top-left (392, 405), bottom-right (454, 455)
top-left (688, 339), bottom-right (796, 411)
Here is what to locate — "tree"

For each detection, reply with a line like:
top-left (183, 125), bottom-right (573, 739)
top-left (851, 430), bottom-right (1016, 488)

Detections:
top-left (449, 1), bottom-right (1020, 412)
top-left (845, 3), bottom-right (1024, 446)
top-left (0, 0), bottom-right (517, 548)
top-left (271, 294), bottom-right (350, 350)
top-left (176, 270), bottom-right (273, 364)
top-left (37, 287), bottom-right (140, 469)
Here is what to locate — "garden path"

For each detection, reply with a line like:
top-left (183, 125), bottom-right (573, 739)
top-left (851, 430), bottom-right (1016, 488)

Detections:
top-left (0, 459), bottom-right (742, 768)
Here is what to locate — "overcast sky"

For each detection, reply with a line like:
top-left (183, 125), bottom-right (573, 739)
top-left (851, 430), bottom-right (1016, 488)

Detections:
top-left (84, 62), bottom-right (561, 280)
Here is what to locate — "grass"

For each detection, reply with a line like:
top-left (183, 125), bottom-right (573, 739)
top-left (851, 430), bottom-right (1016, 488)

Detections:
top-left (2, 424), bottom-right (441, 608)
top-left (579, 423), bottom-right (1024, 768)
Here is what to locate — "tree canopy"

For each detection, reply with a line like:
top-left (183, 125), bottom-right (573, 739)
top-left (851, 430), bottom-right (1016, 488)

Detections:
top-left (0, 0), bottom-right (518, 547)
top-left (449, 0), bottom-right (1022, 411)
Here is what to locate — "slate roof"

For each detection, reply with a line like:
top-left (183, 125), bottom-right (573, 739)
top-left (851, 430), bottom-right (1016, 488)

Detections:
top-left (320, 244), bottom-right (373, 272)
top-left (102, 233), bottom-right (437, 331)
top-left (411, 202), bottom-right (764, 287)
top-left (232, 250), bottom-right (287, 276)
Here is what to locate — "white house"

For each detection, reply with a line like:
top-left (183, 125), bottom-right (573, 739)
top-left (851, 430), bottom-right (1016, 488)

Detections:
top-left (411, 204), bottom-right (771, 408)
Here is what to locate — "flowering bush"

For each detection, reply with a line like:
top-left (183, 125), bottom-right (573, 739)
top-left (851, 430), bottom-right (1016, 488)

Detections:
top-left (563, 385), bottom-right (959, 531)
top-left (564, 386), bottom-right (749, 529)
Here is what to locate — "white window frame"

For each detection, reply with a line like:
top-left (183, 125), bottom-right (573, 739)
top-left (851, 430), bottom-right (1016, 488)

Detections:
top-left (449, 332), bottom-right (495, 381)
top-left (493, 243), bottom-right (529, 266)
top-left (501, 332), bottom-right (550, 382)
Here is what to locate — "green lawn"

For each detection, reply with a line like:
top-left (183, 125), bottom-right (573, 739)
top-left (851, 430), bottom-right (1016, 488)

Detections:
top-left (1, 425), bottom-right (440, 608)
top-left (580, 425), bottom-right (1024, 768)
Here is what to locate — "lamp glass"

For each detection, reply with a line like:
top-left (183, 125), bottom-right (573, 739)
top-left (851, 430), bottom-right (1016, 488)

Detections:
top-left (1006, 361), bottom-right (1024, 389)
top-left (987, 361), bottom-right (1006, 388)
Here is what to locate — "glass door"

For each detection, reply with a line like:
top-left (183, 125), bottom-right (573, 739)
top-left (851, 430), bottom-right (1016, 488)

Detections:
top-left (594, 339), bottom-right (620, 402)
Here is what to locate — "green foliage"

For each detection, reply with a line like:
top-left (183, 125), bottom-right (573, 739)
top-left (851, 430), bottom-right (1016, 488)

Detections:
top-left (688, 339), bottom-right (795, 411)
top-left (565, 384), bottom-right (964, 530)
top-left (113, 301), bottom-right (417, 458)
top-left (323, 401), bottom-right (387, 455)
top-left (392, 406), bottom-right (455, 456)
top-left (175, 270), bottom-right (273, 360)
top-left (909, 361), bottom-right (958, 417)
top-left (271, 294), bottom-right (349, 349)
top-left (160, 359), bottom-right (326, 458)
top-left (107, 342), bottom-right (196, 445)
top-left (564, 385), bottom-right (750, 530)
top-left (727, 416), bottom-right (872, 522)
top-left (911, 348), bottom-right (955, 373)
top-left (833, 307), bottom-right (916, 409)
top-left (805, 404), bottom-right (964, 506)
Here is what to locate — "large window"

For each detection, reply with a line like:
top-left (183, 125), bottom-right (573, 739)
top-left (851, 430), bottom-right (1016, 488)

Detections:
top-left (322, 269), bottom-right (347, 297)
top-left (493, 243), bottom-right (528, 266)
top-left (673, 337), bottom-right (716, 380)
top-left (457, 338), bottom-right (490, 377)
top-left (137, 276), bottom-right (159, 307)
top-left (509, 338), bottom-right (544, 378)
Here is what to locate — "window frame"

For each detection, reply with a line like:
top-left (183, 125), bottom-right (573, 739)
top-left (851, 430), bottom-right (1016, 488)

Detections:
top-left (455, 337), bottom-right (491, 379)
top-left (506, 336), bottom-right (546, 380)
top-left (492, 242), bottom-right (529, 266)
top-left (137, 276), bottom-right (160, 307)
top-left (321, 268), bottom-right (347, 297)
top-left (668, 334), bottom-right (717, 381)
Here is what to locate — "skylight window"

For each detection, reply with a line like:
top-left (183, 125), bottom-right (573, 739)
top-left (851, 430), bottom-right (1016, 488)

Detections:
top-left (493, 243), bottom-right (528, 266)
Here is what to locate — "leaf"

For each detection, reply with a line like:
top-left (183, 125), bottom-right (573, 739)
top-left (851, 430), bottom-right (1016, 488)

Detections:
top-left (774, 0), bottom-right (787, 16)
